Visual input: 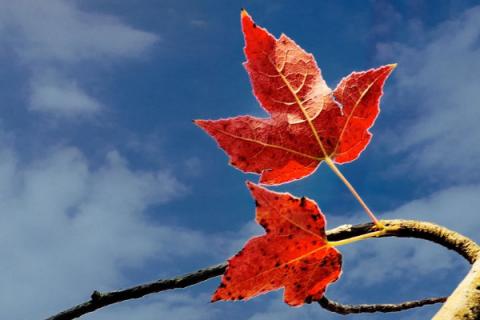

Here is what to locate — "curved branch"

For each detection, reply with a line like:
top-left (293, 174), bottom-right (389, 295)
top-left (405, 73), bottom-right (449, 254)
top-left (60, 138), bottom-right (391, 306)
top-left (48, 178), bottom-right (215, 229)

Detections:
top-left (45, 219), bottom-right (480, 320)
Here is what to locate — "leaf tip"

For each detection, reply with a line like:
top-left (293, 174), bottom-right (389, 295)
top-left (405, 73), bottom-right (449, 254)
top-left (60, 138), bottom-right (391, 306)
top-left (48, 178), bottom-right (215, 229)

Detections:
top-left (192, 119), bottom-right (204, 127)
top-left (241, 8), bottom-right (254, 30)
top-left (240, 8), bottom-right (250, 19)
top-left (388, 63), bottom-right (398, 70)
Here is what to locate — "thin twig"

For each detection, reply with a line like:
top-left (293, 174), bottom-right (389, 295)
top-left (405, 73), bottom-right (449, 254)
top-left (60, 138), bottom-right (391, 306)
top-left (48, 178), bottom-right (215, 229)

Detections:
top-left (316, 296), bottom-right (447, 314)
top-left (45, 219), bottom-right (480, 320)
top-left (45, 263), bottom-right (227, 320)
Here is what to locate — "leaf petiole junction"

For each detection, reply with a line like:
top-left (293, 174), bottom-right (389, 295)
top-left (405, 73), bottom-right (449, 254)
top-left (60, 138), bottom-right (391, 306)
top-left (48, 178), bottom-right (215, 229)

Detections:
top-left (328, 226), bottom-right (388, 247)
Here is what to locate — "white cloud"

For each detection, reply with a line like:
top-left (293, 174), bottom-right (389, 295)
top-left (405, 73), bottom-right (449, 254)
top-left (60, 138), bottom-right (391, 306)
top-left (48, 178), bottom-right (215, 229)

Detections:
top-left (377, 5), bottom-right (480, 183)
top-left (0, 0), bottom-right (158, 117)
top-left (29, 74), bottom-right (102, 115)
top-left (0, 0), bottom-right (158, 63)
top-left (0, 140), bottom-right (213, 319)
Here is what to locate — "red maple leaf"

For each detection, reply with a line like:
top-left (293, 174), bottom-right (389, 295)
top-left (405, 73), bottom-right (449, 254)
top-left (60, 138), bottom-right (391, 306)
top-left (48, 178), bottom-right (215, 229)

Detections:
top-left (212, 182), bottom-right (341, 306)
top-left (195, 10), bottom-right (395, 185)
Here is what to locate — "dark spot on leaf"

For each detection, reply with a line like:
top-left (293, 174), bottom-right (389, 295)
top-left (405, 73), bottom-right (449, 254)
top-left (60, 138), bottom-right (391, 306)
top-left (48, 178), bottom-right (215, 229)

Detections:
top-left (300, 197), bottom-right (306, 207)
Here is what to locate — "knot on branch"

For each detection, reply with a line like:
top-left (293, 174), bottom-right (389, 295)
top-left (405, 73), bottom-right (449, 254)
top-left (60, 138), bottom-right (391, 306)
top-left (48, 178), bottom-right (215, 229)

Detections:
top-left (90, 291), bottom-right (104, 301)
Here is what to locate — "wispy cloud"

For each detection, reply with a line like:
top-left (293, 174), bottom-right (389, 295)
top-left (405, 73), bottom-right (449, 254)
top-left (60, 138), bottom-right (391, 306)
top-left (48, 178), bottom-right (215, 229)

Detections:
top-left (29, 73), bottom-right (102, 116)
top-left (0, 0), bottom-right (158, 117)
top-left (0, 138), bottom-right (212, 319)
top-left (0, 0), bottom-right (157, 62)
top-left (377, 5), bottom-right (480, 183)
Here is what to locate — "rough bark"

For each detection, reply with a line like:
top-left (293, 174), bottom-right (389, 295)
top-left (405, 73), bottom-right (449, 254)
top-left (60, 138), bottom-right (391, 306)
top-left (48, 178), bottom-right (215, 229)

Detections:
top-left (433, 258), bottom-right (480, 319)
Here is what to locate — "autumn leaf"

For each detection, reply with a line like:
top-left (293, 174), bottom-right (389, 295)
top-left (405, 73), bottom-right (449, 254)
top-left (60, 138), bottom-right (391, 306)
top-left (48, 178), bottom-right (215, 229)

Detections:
top-left (211, 182), bottom-right (342, 306)
top-left (195, 10), bottom-right (395, 185)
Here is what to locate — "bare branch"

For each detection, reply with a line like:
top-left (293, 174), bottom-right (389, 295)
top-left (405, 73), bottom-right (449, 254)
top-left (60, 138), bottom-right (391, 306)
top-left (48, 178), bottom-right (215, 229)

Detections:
top-left (45, 219), bottom-right (480, 320)
top-left (45, 263), bottom-right (227, 320)
top-left (316, 296), bottom-right (447, 314)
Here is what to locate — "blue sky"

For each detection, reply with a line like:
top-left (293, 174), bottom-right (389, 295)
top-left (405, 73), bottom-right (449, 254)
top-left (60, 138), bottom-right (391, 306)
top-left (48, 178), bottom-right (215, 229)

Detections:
top-left (1, 0), bottom-right (480, 319)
